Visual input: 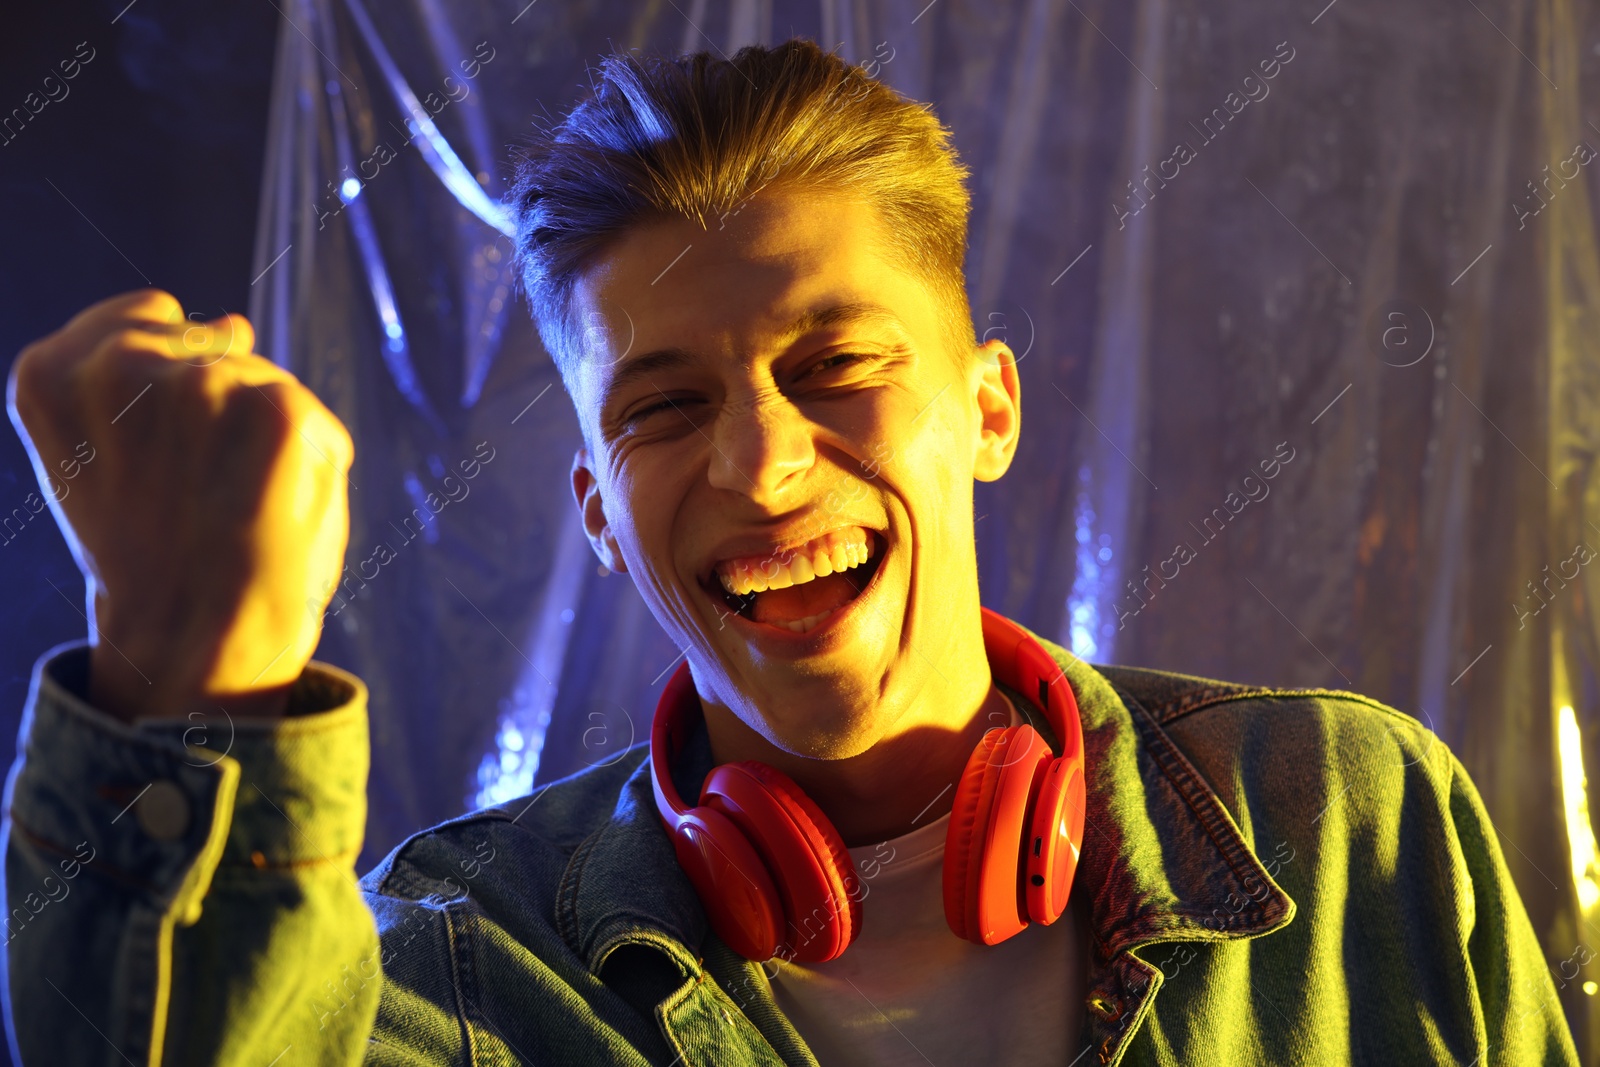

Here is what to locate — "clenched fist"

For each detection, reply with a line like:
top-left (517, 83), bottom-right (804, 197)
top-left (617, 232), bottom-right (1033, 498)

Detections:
top-left (6, 290), bottom-right (353, 721)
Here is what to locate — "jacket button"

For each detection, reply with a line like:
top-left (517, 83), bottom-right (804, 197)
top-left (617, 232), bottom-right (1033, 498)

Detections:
top-left (1088, 994), bottom-right (1122, 1020)
top-left (135, 781), bottom-right (191, 841)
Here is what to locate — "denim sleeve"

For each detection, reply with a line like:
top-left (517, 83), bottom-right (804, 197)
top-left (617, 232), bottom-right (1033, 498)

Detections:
top-left (1447, 751), bottom-right (1582, 1066)
top-left (1, 641), bottom-right (380, 1066)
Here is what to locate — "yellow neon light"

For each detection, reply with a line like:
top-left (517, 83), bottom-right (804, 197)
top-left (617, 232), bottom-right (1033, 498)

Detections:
top-left (1557, 704), bottom-right (1600, 913)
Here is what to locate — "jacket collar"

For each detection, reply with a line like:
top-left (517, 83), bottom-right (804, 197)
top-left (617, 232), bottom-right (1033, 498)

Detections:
top-left (556, 615), bottom-right (1295, 977)
top-left (1031, 627), bottom-right (1296, 959)
top-left (556, 720), bottom-right (715, 976)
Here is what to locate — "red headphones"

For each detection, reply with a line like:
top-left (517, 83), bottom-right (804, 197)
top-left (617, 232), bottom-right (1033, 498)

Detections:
top-left (650, 607), bottom-right (1086, 963)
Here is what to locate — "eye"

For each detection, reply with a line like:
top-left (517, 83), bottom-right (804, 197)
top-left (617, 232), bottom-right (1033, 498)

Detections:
top-left (804, 352), bottom-right (866, 377)
top-left (630, 400), bottom-right (673, 420)
top-left (623, 395), bottom-right (701, 426)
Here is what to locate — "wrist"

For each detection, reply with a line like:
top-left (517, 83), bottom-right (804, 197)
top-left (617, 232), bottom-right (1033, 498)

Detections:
top-left (87, 640), bottom-right (291, 723)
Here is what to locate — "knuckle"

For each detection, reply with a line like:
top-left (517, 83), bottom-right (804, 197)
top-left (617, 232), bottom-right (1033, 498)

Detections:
top-left (235, 379), bottom-right (334, 456)
top-left (67, 289), bottom-right (182, 337)
top-left (302, 401), bottom-right (355, 468)
top-left (231, 377), bottom-right (297, 424)
top-left (324, 417), bottom-right (356, 469)
top-left (189, 364), bottom-right (243, 412)
top-left (8, 341), bottom-right (52, 411)
top-left (306, 395), bottom-right (355, 462)
top-left (117, 288), bottom-right (184, 322)
top-left (257, 376), bottom-right (351, 462)
top-left (83, 334), bottom-right (169, 397)
top-left (223, 312), bottom-right (257, 349)
top-left (91, 326), bottom-right (163, 365)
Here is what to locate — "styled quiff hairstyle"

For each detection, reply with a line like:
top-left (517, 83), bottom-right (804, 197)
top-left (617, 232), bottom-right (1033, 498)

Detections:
top-left (509, 37), bottom-right (975, 386)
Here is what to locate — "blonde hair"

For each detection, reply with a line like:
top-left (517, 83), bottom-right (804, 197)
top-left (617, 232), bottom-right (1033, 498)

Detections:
top-left (509, 38), bottom-right (974, 382)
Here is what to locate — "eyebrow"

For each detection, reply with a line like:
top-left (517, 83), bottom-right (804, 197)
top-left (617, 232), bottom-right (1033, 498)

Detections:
top-left (598, 301), bottom-right (910, 413)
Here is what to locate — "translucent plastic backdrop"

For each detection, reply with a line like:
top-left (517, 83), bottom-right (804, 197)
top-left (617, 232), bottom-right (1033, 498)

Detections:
top-left (248, 0), bottom-right (1600, 1051)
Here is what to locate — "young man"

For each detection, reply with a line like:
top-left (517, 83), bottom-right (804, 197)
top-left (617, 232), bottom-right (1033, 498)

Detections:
top-left (1, 38), bottom-right (1578, 1067)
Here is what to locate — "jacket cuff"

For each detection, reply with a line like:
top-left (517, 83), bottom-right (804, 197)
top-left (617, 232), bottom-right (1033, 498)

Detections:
top-left (4, 641), bottom-right (369, 924)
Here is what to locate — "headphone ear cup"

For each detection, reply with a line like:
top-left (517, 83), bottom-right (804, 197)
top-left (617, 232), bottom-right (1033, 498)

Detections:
top-left (943, 725), bottom-right (1052, 945)
top-left (701, 762), bottom-right (862, 962)
top-left (944, 729), bottom-right (1006, 942)
top-left (667, 806), bottom-right (786, 962)
top-left (1024, 757), bottom-right (1085, 925)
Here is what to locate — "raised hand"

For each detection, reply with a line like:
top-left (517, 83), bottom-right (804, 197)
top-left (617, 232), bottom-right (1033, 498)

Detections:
top-left (6, 289), bottom-right (354, 721)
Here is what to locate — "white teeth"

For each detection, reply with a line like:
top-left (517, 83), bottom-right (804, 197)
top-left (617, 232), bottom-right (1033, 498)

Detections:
top-left (715, 530), bottom-right (876, 597)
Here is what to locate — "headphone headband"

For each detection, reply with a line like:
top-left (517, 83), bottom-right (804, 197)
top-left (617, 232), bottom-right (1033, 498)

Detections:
top-left (650, 608), bottom-right (1079, 832)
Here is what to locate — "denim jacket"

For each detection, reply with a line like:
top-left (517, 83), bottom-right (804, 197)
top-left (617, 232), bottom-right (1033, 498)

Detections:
top-left (1, 617), bottom-right (1579, 1066)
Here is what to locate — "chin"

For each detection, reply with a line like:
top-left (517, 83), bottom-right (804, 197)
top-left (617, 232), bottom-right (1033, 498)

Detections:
top-left (754, 698), bottom-right (887, 761)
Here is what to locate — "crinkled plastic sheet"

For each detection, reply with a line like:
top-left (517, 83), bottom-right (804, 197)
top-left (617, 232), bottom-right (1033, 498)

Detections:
top-left (248, 0), bottom-right (1600, 1052)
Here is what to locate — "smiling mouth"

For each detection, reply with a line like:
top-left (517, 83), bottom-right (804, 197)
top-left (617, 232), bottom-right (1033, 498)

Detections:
top-left (709, 528), bottom-right (887, 634)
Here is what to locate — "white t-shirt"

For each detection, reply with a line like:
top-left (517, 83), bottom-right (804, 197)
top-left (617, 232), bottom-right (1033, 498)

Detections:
top-left (765, 697), bottom-right (1087, 1065)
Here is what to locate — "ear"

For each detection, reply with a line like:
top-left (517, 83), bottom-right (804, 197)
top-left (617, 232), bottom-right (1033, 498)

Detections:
top-left (970, 339), bottom-right (1021, 482)
top-left (570, 447), bottom-right (628, 574)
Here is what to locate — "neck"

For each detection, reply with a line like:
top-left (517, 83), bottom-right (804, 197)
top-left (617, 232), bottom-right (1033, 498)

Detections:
top-left (702, 652), bottom-right (1011, 848)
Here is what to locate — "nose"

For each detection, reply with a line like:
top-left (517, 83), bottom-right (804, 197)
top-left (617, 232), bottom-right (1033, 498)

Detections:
top-left (708, 390), bottom-right (815, 504)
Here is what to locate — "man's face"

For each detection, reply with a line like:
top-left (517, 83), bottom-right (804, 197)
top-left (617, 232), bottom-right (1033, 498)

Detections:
top-left (568, 187), bottom-right (1018, 760)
